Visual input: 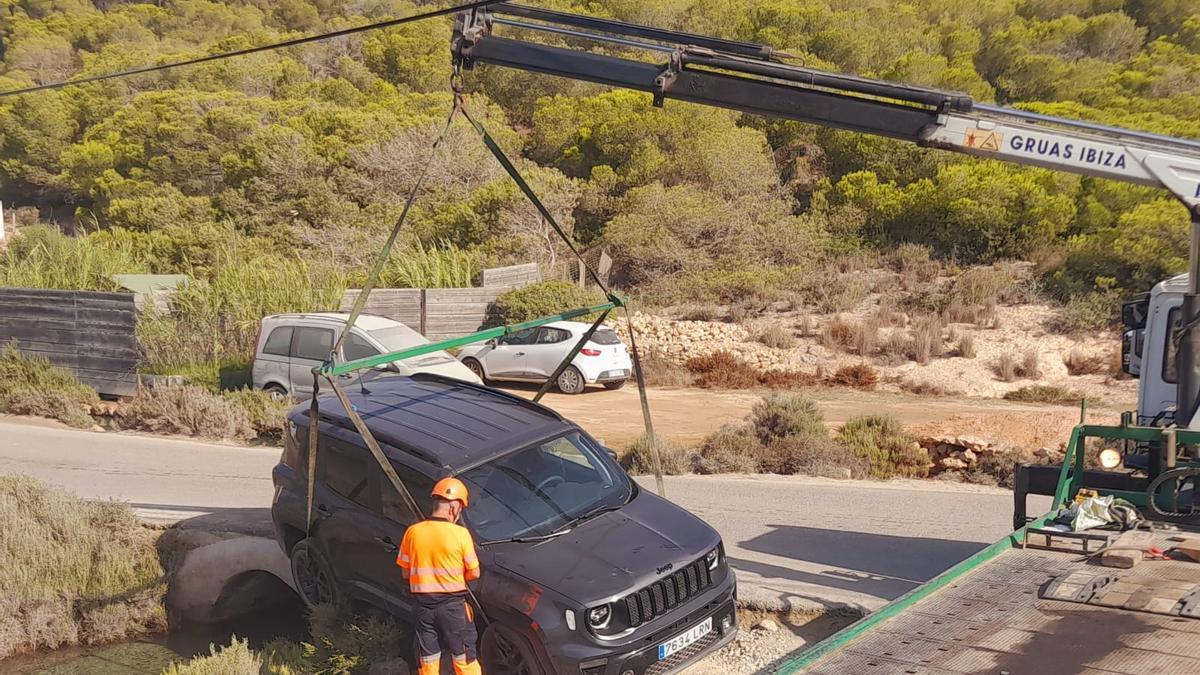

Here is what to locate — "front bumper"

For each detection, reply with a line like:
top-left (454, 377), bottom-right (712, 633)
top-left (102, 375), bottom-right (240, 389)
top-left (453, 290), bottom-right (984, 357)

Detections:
top-left (545, 571), bottom-right (738, 675)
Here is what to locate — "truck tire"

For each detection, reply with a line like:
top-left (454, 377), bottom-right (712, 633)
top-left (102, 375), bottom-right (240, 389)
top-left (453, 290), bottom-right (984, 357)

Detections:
top-left (480, 623), bottom-right (547, 675)
top-left (290, 539), bottom-right (342, 609)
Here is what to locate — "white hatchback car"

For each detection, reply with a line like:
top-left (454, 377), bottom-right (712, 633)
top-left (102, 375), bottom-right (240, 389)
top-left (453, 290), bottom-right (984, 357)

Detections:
top-left (251, 312), bottom-right (480, 400)
top-left (456, 320), bottom-right (633, 394)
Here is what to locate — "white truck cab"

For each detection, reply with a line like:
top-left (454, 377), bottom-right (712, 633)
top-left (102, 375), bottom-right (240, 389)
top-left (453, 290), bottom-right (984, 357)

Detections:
top-left (1124, 274), bottom-right (1187, 425)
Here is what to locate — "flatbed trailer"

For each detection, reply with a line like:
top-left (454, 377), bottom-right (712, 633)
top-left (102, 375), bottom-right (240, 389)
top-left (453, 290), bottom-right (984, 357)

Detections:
top-left (773, 423), bottom-right (1200, 674)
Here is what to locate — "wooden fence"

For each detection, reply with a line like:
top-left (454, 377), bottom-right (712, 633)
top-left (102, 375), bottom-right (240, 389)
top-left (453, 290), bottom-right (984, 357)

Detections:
top-left (339, 288), bottom-right (504, 340)
top-left (0, 288), bottom-right (140, 396)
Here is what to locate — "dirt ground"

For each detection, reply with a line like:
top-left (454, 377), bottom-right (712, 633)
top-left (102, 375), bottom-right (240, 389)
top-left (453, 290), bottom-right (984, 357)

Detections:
top-left (679, 609), bottom-right (858, 675)
top-left (508, 383), bottom-right (1124, 451)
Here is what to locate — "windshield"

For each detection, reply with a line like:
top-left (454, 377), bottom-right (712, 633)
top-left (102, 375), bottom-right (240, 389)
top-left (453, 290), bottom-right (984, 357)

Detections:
top-left (369, 326), bottom-right (456, 367)
top-left (590, 328), bottom-right (622, 345)
top-left (460, 432), bottom-right (633, 542)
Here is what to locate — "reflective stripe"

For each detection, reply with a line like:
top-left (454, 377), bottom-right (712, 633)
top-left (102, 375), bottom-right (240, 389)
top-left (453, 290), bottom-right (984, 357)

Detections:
top-left (453, 654), bottom-right (468, 663)
top-left (421, 653), bottom-right (441, 664)
top-left (411, 580), bottom-right (468, 593)
top-left (463, 554), bottom-right (479, 566)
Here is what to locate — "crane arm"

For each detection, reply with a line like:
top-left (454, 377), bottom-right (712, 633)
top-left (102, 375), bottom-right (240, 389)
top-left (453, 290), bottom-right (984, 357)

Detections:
top-left (453, 3), bottom-right (1200, 210)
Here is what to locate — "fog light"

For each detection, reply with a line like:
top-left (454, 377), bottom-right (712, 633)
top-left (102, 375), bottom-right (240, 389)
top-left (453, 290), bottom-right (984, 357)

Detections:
top-left (1099, 448), bottom-right (1122, 469)
top-left (721, 614), bottom-right (733, 632)
top-left (622, 670), bottom-right (635, 675)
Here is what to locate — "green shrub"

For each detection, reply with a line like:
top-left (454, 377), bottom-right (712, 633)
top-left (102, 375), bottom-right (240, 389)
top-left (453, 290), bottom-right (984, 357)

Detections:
top-left (621, 434), bottom-right (694, 475)
top-left (1051, 290), bottom-right (1120, 333)
top-left (695, 425), bottom-right (761, 474)
top-left (1003, 385), bottom-right (1082, 404)
top-left (751, 393), bottom-right (826, 444)
top-left (837, 415), bottom-right (929, 478)
top-left (259, 603), bottom-right (407, 675)
top-left (0, 344), bottom-right (98, 428)
top-left (757, 324), bottom-right (797, 349)
top-left (963, 452), bottom-right (1018, 489)
top-left (380, 240), bottom-right (479, 288)
top-left (492, 280), bottom-right (605, 324)
top-left (759, 435), bottom-right (870, 477)
top-left (0, 475), bottom-right (166, 659)
top-left (162, 638), bottom-right (261, 675)
top-left (223, 388), bottom-right (291, 439)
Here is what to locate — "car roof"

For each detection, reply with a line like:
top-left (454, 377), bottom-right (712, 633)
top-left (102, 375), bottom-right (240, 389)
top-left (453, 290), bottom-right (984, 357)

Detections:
top-left (294, 373), bottom-right (575, 473)
top-left (542, 320), bottom-right (617, 332)
top-left (264, 312), bottom-right (402, 332)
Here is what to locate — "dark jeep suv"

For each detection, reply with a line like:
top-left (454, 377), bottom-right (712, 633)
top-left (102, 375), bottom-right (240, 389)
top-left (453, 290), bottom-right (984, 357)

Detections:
top-left (272, 373), bottom-right (737, 675)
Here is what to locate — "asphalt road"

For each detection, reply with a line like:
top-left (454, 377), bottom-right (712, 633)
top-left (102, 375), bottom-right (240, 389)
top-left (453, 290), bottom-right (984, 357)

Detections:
top-left (0, 416), bottom-right (1049, 612)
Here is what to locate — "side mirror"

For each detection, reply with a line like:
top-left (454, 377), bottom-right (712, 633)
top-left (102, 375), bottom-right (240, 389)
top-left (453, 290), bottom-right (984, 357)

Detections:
top-left (487, 338), bottom-right (498, 347)
top-left (375, 362), bottom-right (401, 374)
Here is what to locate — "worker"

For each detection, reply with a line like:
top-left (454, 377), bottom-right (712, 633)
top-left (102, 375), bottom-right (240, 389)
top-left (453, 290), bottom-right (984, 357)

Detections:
top-left (398, 477), bottom-right (483, 675)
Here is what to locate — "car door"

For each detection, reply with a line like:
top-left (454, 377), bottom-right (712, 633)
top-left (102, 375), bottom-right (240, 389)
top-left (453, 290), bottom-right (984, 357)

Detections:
top-left (253, 325), bottom-right (293, 391)
top-left (356, 455), bottom-right (438, 615)
top-left (485, 327), bottom-right (537, 378)
top-left (525, 326), bottom-right (573, 379)
top-left (290, 326), bottom-right (335, 398)
top-left (310, 431), bottom-right (380, 593)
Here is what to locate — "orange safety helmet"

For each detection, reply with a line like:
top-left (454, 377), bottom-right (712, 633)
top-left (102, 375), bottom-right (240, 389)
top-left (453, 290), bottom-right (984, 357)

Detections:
top-left (431, 477), bottom-right (470, 507)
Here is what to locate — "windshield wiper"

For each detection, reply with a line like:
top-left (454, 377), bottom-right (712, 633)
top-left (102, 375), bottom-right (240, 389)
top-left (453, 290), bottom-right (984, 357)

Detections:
top-left (483, 528), bottom-right (572, 545)
top-left (573, 503), bottom-right (622, 526)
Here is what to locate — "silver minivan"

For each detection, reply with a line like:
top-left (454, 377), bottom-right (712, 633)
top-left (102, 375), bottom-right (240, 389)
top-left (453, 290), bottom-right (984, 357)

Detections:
top-left (251, 312), bottom-right (481, 400)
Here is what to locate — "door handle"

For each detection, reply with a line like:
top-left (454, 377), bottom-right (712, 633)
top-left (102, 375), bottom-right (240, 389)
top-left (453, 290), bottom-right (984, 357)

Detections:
top-left (315, 503), bottom-right (332, 516)
top-left (515, 352), bottom-right (525, 356)
top-left (375, 536), bottom-right (398, 553)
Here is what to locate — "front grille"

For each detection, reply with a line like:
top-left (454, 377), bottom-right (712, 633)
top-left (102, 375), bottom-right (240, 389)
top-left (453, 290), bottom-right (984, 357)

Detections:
top-left (643, 627), bottom-right (722, 675)
top-left (623, 557), bottom-right (713, 628)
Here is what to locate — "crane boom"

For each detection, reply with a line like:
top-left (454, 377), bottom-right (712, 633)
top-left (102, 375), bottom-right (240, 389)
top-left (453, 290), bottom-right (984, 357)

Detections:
top-left (452, 2), bottom-right (1200, 424)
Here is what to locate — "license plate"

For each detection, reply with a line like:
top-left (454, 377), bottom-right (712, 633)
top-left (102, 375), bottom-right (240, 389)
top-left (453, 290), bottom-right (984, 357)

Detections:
top-left (658, 617), bottom-right (712, 660)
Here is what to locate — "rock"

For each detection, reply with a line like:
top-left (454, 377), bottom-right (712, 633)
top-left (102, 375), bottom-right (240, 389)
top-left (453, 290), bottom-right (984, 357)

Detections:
top-left (369, 658), bottom-right (410, 675)
top-left (90, 424), bottom-right (106, 433)
top-left (961, 449), bottom-right (977, 463)
top-left (754, 619), bottom-right (779, 632)
top-left (940, 457), bottom-right (969, 470)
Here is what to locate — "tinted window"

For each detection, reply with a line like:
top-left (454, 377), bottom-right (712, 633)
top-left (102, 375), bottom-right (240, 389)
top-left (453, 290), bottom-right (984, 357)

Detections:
top-left (344, 332), bottom-right (380, 362)
top-left (537, 327), bottom-right (571, 344)
top-left (380, 460), bottom-right (436, 524)
top-left (460, 432), bottom-right (632, 542)
top-left (1165, 307), bottom-right (1181, 384)
top-left (318, 439), bottom-right (372, 508)
top-left (499, 328), bottom-right (537, 346)
top-left (263, 326), bottom-right (293, 356)
top-left (591, 329), bottom-right (621, 345)
top-left (292, 327), bottom-right (334, 361)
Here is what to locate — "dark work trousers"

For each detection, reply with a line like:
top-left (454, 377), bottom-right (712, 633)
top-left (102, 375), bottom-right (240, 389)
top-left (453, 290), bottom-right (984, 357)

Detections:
top-left (415, 593), bottom-right (478, 667)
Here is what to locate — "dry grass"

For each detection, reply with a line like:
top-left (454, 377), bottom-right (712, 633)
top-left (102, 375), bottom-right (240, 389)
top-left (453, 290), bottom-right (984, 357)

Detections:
top-left (820, 315), bottom-right (857, 351)
top-left (685, 351), bottom-right (759, 389)
top-left (676, 304), bottom-right (722, 322)
top-left (1003, 385), bottom-right (1082, 405)
top-left (0, 344), bottom-right (98, 429)
top-left (796, 314), bottom-right (813, 337)
top-left (957, 332), bottom-right (977, 359)
top-left (0, 476), bottom-right (167, 659)
top-left (854, 317), bottom-right (880, 356)
top-left (909, 315), bottom-right (944, 364)
top-left (808, 275), bottom-right (868, 313)
top-left (119, 385), bottom-right (254, 441)
top-left (995, 351), bottom-right (1019, 382)
top-left (828, 363), bottom-right (879, 390)
top-left (757, 324), bottom-right (797, 350)
top-left (898, 379), bottom-right (955, 396)
top-left (622, 434), bottom-right (694, 475)
top-left (639, 350), bottom-right (694, 388)
top-left (760, 435), bottom-right (868, 477)
top-left (1021, 348), bottom-right (1042, 380)
top-left (695, 425), bottom-right (761, 474)
top-left (1064, 349), bottom-right (1108, 376)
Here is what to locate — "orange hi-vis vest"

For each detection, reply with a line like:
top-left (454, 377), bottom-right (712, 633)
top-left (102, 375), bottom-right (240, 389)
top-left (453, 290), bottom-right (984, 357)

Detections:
top-left (397, 519), bottom-right (481, 594)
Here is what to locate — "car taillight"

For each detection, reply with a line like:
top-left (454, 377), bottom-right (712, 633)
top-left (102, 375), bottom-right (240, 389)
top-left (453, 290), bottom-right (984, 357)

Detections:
top-left (580, 348), bottom-right (601, 356)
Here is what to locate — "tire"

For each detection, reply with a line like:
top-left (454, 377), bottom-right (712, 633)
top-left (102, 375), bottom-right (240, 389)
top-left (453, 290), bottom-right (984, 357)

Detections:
top-left (264, 384), bottom-right (289, 402)
top-left (463, 358), bottom-right (487, 384)
top-left (290, 539), bottom-right (342, 609)
top-left (556, 365), bottom-right (586, 395)
top-left (480, 624), bottom-right (547, 675)
top-left (603, 380), bottom-right (627, 390)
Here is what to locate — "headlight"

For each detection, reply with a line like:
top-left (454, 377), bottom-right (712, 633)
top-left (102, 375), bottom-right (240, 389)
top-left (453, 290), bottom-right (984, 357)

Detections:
top-left (706, 547), bottom-right (720, 570)
top-left (587, 604), bottom-right (611, 629)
